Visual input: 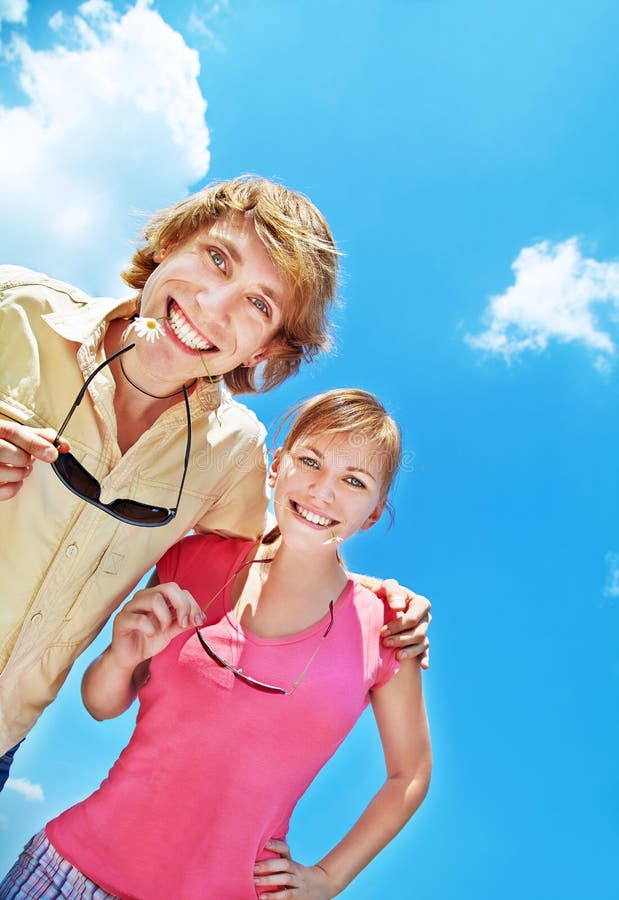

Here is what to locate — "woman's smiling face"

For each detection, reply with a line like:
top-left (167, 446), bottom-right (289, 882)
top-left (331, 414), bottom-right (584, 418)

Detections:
top-left (270, 430), bottom-right (386, 552)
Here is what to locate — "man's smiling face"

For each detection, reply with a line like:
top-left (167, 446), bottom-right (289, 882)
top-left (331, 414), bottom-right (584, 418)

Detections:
top-left (136, 213), bottom-right (289, 383)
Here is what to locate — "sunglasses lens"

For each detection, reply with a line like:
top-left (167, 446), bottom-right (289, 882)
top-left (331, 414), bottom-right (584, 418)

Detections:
top-left (54, 454), bottom-right (101, 501)
top-left (108, 499), bottom-right (173, 525)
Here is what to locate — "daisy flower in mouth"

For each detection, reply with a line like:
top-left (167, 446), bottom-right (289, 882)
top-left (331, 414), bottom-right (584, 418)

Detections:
top-left (131, 316), bottom-right (164, 342)
top-left (323, 531), bottom-right (344, 545)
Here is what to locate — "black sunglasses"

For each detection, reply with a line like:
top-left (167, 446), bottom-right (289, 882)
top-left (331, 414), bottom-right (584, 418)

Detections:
top-left (51, 343), bottom-right (191, 527)
top-left (195, 598), bottom-right (334, 695)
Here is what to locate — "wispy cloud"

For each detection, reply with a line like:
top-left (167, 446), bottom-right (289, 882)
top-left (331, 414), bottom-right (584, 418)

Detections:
top-left (5, 777), bottom-right (44, 801)
top-left (466, 238), bottom-right (619, 366)
top-left (0, 0), bottom-right (210, 294)
top-left (0, 0), bottom-right (28, 27)
top-left (603, 551), bottom-right (619, 601)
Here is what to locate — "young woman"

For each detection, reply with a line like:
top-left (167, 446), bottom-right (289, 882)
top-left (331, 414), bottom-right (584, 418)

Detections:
top-left (0, 389), bottom-right (431, 900)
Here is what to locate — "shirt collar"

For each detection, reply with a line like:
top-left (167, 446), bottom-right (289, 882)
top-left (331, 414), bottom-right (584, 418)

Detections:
top-left (42, 293), bottom-right (223, 413)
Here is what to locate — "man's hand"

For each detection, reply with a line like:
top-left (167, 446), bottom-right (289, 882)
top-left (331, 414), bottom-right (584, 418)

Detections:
top-left (377, 579), bottom-right (431, 668)
top-left (254, 839), bottom-right (333, 899)
top-left (0, 420), bottom-right (70, 500)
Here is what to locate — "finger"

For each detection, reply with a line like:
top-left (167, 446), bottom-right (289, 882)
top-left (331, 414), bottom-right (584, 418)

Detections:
top-left (254, 868), bottom-right (297, 888)
top-left (0, 463), bottom-right (33, 483)
top-left (257, 891), bottom-right (296, 899)
top-left (265, 839), bottom-right (291, 858)
top-left (377, 578), bottom-right (408, 611)
top-left (145, 593), bottom-right (176, 632)
top-left (35, 427), bottom-right (71, 455)
top-left (382, 608), bottom-right (431, 638)
top-left (382, 591), bottom-right (432, 623)
top-left (119, 611), bottom-right (160, 639)
top-left (0, 423), bottom-right (60, 464)
top-left (156, 584), bottom-right (205, 627)
top-left (0, 480), bottom-right (26, 501)
top-left (397, 636), bottom-right (430, 663)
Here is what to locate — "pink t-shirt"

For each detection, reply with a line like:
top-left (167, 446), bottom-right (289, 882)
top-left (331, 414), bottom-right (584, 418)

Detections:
top-left (47, 535), bottom-right (398, 900)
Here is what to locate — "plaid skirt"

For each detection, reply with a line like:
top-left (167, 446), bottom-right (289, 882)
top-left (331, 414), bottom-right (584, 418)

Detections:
top-left (0, 831), bottom-right (119, 899)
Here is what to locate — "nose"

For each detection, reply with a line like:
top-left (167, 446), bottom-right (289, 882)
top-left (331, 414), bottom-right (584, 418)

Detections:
top-left (308, 469), bottom-right (335, 505)
top-left (195, 283), bottom-right (237, 319)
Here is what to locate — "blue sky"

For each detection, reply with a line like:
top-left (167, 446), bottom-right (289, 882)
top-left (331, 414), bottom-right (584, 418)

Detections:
top-left (1, 1), bottom-right (618, 897)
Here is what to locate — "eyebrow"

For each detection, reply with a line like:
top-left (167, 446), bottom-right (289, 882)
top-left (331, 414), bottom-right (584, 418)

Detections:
top-left (208, 231), bottom-right (283, 310)
top-left (303, 444), bottom-right (378, 482)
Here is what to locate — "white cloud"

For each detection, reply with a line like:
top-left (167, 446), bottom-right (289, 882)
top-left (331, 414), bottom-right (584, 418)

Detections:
top-left (5, 776), bottom-right (44, 801)
top-left (0, 0), bottom-right (210, 294)
top-left (603, 551), bottom-right (619, 599)
top-left (0, 812), bottom-right (8, 828)
top-left (0, 0), bottom-right (28, 26)
top-left (466, 238), bottom-right (619, 365)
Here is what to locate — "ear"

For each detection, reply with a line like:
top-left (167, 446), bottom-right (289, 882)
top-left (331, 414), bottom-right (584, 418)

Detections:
top-left (243, 333), bottom-right (287, 368)
top-left (360, 500), bottom-right (386, 531)
top-left (267, 448), bottom-right (282, 488)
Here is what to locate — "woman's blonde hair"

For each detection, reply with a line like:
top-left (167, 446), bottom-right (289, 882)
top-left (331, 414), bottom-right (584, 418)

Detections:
top-left (122, 176), bottom-right (339, 394)
top-left (277, 389), bottom-right (402, 499)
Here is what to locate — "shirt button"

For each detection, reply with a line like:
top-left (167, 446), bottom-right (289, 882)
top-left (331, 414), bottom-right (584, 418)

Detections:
top-left (65, 543), bottom-right (78, 558)
top-left (31, 612), bottom-right (42, 625)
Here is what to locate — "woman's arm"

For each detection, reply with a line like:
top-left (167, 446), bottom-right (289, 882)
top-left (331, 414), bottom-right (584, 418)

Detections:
top-left (253, 659), bottom-right (432, 898)
top-left (81, 574), bottom-right (205, 721)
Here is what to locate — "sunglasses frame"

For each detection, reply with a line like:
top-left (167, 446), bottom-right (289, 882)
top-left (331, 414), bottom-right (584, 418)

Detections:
top-left (51, 343), bottom-right (192, 527)
top-left (195, 597), bottom-right (335, 695)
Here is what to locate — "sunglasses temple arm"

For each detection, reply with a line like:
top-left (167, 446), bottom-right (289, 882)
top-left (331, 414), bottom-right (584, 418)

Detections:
top-left (172, 385), bottom-right (192, 512)
top-left (55, 344), bottom-right (136, 441)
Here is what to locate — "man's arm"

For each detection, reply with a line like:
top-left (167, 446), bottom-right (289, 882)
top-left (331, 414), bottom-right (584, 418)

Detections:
top-left (352, 572), bottom-right (431, 667)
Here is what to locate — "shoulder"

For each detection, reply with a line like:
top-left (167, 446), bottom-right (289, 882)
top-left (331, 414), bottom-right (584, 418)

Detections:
top-left (351, 579), bottom-right (387, 625)
top-left (218, 389), bottom-right (267, 445)
top-left (157, 533), bottom-right (253, 580)
top-left (0, 265), bottom-right (92, 307)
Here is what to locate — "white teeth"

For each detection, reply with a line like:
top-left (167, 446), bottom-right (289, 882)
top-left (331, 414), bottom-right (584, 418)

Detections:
top-left (168, 305), bottom-right (214, 351)
top-left (294, 503), bottom-right (335, 528)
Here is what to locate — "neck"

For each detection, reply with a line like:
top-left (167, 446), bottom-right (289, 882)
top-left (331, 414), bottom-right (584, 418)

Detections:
top-left (104, 319), bottom-right (189, 453)
top-left (233, 540), bottom-right (347, 638)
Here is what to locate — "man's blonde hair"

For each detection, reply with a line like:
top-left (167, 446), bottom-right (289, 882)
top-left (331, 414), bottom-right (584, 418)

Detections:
top-left (122, 176), bottom-right (339, 393)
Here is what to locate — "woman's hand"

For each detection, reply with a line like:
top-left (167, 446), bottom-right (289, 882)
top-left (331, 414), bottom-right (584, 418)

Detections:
top-left (254, 840), bottom-right (334, 899)
top-left (109, 582), bottom-right (205, 672)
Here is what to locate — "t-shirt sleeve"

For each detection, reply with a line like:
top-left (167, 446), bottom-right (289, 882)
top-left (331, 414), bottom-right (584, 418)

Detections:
top-left (156, 533), bottom-right (230, 593)
top-left (372, 641), bottom-right (400, 690)
top-left (371, 603), bottom-right (400, 690)
top-left (156, 534), bottom-right (253, 622)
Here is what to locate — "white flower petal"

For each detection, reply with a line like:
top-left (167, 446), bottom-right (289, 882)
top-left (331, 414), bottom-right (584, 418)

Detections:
top-left (132, 317), bottom-right (164, 341)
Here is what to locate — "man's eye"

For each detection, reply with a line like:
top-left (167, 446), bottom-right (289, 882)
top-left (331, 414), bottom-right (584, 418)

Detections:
top-left (209, 250), bottom-right (225, 270)
top-left (252, 297), bottom-right (269, 316)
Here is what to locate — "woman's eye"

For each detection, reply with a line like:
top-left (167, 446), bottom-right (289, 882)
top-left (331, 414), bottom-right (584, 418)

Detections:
top-left (299, 456), bottom-right (319, 469)
top-left (209, 249), bottom-right (225, 270)
top-left (346, 476), bottom-right (366, 489)
top-left (251, 297), bottom-right (269, 316)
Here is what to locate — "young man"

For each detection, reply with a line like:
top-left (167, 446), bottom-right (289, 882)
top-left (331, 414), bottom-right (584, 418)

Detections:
top-left (0, 176), bottom-right (431, 786)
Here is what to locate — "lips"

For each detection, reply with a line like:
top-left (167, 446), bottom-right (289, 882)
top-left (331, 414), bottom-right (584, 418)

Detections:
top-left (167, 299), bottom-right (218, 352)
top-left (291, 500), bottom-right (339, 528)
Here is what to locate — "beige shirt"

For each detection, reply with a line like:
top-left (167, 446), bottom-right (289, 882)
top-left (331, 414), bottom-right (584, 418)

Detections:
top-left (0, 266), bottom-right (269, 752)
